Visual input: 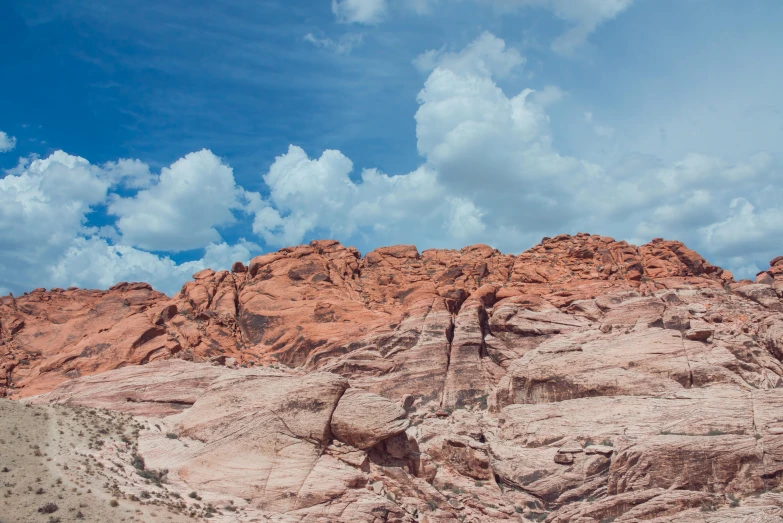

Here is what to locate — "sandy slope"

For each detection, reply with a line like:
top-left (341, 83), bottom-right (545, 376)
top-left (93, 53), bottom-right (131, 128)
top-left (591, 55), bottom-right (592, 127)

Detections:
top-left (0, 398), bottom-right (202, 523)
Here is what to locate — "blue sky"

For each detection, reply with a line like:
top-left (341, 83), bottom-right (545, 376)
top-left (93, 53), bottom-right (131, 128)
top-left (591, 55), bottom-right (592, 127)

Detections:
top-left (1, 0), bottom-right (782, 295)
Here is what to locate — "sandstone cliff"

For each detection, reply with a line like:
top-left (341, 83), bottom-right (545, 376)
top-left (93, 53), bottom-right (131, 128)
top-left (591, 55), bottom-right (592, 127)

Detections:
top-left (3, 233), bottom-right (783, 521)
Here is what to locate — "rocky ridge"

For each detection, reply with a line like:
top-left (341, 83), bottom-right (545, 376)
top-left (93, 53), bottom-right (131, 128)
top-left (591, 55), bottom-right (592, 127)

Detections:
top-left (3, 233), bottom-right (783, 521)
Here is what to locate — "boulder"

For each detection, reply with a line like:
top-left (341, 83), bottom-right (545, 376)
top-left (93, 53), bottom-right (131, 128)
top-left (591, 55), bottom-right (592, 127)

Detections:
top-left (756, 271), bottom-right (775, 285)
top-left (331, 388), bottom-right (410, 449)
top-left (735, 284), bottom-right (783, 311)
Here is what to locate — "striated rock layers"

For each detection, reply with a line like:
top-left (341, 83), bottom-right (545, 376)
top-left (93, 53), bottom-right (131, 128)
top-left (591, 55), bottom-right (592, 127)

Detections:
top-left (5, 233), bottom-right (783, 521)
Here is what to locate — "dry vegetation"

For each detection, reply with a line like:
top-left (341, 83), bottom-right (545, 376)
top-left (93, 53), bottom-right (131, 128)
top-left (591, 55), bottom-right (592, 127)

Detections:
top-left (0, 398), bottom-right (218, 522)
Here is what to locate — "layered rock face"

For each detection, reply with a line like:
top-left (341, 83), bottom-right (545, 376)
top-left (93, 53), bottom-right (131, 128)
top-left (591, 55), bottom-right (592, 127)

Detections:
top-left (0, 234), bottom-right (736, 399)
top-left (6, 234), bottom-right (783, 521)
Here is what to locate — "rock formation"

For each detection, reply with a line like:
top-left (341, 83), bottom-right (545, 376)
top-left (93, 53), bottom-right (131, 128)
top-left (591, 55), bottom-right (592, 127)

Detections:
top-left (4, 233), bottom-right (783, 521)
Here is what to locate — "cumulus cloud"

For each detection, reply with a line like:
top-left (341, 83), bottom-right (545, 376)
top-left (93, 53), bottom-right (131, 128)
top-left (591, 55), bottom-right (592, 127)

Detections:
top-left (248, 145), bottom-right (451, 248)
top-left (0, 150), bottom-right (258, 296)
top-left (108, 149), bottom-right (244, 252)
top-left (246, 32), bottom-right (597, 251)
top-left (332, 0), bottom-right (387, 24)
top-left (0, 152), bottom-right (110, 258)
top-left (413, 33), bottom-right (589, 233)
top-left (0, 131), bottom-right (16, 152)
top-left (49, 237), bottom-right (258, 296)
top-left (102, 158), bottom-right (155, 188)
top-left (413, 32), bottom-right (525, 78)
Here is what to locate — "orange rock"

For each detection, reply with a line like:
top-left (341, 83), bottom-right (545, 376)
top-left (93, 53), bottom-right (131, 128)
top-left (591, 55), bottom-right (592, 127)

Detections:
top-left (0, 235), bottom-right (754, 401)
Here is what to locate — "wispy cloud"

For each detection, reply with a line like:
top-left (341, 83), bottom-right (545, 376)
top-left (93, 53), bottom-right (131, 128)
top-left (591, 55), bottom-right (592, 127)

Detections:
top-left (471, 0), bottom-right (635, 53)
top-left (304, 32), bottom-right (364, 54)
top-left (332, 0), bottom-right (387, 24)
top-left (584, 112), bottom-right (614, 138)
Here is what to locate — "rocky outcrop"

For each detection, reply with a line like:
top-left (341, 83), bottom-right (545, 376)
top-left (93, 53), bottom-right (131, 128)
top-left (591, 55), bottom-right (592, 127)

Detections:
top-left (7, 236), bottom-right (783, 521)
top-left (0, 282), bottom-right (170, 397)
top-left (331, 388), bottom-right (410, 449)
top-left (0, 235), bottom-right (742, 401)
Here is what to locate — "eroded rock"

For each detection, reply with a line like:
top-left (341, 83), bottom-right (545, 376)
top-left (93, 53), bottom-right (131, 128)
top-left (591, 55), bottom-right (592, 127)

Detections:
top-left (331, 388), bottom-right (410, 449)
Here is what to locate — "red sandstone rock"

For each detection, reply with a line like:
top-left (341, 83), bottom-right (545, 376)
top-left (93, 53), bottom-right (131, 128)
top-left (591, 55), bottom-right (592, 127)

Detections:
top-left (6, 234), bottom-right (783, 521)
top-left (757, 271), bottom-right (776, 285)
top-left (2, 235), bottom-right (742, 400)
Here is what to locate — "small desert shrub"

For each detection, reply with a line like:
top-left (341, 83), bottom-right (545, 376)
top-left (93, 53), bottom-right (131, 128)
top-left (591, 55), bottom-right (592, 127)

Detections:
top-left (166, 432), bottom-right (179, 439)
top-left (131, 454), bottom-right (145, 470)
top-left (38, 502), bottom-right (59, 514)
top-left (109, 499), bottom-right (119, 507)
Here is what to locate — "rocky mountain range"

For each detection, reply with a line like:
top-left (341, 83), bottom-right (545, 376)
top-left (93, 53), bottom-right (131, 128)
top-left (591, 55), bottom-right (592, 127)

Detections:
top-left (3, 233), bottom-right (783, 522)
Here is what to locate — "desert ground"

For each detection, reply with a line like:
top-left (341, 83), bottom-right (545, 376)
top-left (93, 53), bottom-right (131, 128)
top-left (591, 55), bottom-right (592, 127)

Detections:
top-left (0, 398), bottom-right (228, 522)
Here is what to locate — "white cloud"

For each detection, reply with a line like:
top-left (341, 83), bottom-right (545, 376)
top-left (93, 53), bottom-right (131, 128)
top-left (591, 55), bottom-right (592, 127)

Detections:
top-left (108, 149), bottom-right (244, 252)
top-left (304, 33), bottom-right (364, 54)
top-left (101, 158), bottom-right (155, 188)
top-left (0, 150), bottom-right (258, 296)
top-left (50, 237), bottom-right (258, 296)
top-left (413, 32), bottom-right (525, 78)
top-left (475, 0), bottom-right (634, 53)
top-left (700, 198), bottom-right (783, 258)
top-left (249, 145), bottom-right (450, 248)
top-left (413, 35), bottom-right (587, 232)
top-left (0, 152), bottom-right (110, 262)
top-left (332, 0), bottom-right (387, 24)
top-left (0, 131), bottom-right (16, 152)
top-left (246, 33), bottom-right (588, 251)
top-left (328, 0), bottom-right (634, 49)
top-left (444, 197), bottom-right (486, 239)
